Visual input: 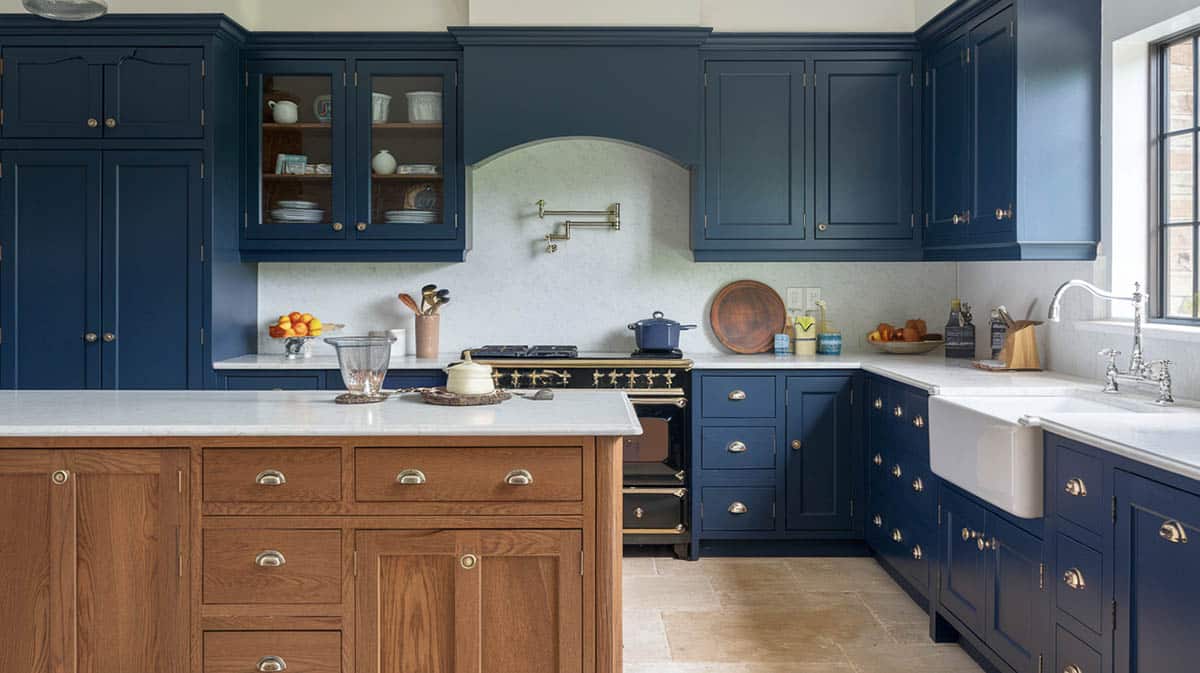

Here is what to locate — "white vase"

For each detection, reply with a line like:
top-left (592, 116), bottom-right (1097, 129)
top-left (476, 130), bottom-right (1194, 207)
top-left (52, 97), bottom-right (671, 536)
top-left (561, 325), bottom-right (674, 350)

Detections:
top-left (372, 149), bottom-right (397, 175)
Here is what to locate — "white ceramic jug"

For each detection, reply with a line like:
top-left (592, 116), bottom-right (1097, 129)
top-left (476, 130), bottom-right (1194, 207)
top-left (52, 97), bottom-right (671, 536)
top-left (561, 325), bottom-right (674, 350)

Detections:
top-left (268, 100), bottom-right (299, 124)
top-left (372, 149), bottom-right (398, 175)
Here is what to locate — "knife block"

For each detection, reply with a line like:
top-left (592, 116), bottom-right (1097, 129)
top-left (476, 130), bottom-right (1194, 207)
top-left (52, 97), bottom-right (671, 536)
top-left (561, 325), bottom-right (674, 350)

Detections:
top-left (998, 321), bottom-right (1042, 371)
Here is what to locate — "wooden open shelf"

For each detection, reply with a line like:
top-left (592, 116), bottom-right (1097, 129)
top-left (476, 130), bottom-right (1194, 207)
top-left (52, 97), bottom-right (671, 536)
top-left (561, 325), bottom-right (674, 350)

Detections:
top-left (262, 174), bottom-right (333, 181)
top-left (261, 122), bottom-right (442, 131)
top-left (263, 122), bottom-right (331, 130)
top-left (372, 173), bottom-right (442, 180)
top-left (372, 122), bottom-right (443, 130)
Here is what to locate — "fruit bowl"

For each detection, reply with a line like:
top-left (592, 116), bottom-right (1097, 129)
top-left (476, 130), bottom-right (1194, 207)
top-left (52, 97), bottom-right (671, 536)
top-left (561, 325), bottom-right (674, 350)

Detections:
top-left (867, 338), bottom-right (944, 355)
top-left (267, 311), bottom-right (343, 359)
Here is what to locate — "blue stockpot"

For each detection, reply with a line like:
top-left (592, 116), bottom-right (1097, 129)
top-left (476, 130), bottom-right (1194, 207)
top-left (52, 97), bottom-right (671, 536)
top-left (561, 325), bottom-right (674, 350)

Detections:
top-left (627, 311), bottom-right (696, 351)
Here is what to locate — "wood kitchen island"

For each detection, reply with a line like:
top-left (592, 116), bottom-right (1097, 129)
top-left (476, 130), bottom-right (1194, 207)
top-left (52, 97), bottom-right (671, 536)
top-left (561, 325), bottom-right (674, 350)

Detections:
top-left (0, 390), bottom-right (639, 673)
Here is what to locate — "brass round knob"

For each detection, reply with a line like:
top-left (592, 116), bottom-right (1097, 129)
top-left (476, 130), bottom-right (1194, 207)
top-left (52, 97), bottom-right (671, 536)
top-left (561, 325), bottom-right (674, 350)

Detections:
top-left (87, 118), bottom-right (99, 128)
top-left (51, 470), bottom-right (70, 485)
top-left (790, 440), bottom-right (802, 450)
top-left (84, 332), bottom-right (99, 343)
top-left (961, 527), bottom-right (972, 542)
top-left (356, 222), bottom-right (367, 232)
top-left (332, 222), bottom-right (344, 231)
top-left (634, 507), bottom-right (645, 519)
top-left (817, 222), bottom-right (828, 231)
top-left (460, 553), bottom-right (478, 570)
top-left (105, 117), bottom-right (117, 128)
top-left (102, 332), bottom-right (115, 343)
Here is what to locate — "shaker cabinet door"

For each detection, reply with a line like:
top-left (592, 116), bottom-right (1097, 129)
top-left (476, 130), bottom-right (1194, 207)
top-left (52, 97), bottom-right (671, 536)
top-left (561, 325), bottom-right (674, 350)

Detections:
top-left (0, 150), bottom-right (102, 389)
top-left (968, 7), bottom-right (1017, 243)
top-left (925, 36), bottom-right (970, 244)
top-left (939, 486), bottom-right (989, 636)
top-left (0, 47), bottom-right (104, 138)
top-left (100, 150), bottom-right (203, 389)
top-left (703, 60), bottom-right (807, 240)
top-left (784, 376), bottom-right (854, 531)
top-left (813, 59), bottom-right (915, 242)
top-left (985, 516), bottom-right (1046, 673)
top-left (102, 47), bottom-right (204, 138)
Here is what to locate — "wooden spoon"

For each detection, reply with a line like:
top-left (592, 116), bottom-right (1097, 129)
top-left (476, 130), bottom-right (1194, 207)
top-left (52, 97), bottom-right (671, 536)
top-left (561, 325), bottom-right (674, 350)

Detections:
top-left (398, 293), bottom-right (422, 315)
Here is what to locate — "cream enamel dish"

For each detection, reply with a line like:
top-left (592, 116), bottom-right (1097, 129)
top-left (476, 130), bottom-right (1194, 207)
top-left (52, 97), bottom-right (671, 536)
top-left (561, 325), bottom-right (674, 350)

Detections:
top-left (444, 351), bottom-right (496, 396)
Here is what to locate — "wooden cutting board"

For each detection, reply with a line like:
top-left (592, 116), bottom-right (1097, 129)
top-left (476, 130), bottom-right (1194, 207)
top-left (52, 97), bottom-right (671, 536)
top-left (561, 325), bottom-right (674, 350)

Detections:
top-left (710, 280), bottom-right (789, 354)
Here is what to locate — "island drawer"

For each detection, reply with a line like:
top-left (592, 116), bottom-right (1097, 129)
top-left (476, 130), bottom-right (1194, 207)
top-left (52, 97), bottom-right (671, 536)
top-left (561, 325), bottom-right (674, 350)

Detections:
top-left (355, 446), bottom-right (583, 502)
top-left (202, 529), bottom-right (342, 605)
top-left (700, 426), bottom-right (776, 470)
top-left (1054, 441), bottom-right (1107, 535)
top-left (203, 447), bottom-right (342, 503)
top-left (203, 631), bottom-right (341, 673)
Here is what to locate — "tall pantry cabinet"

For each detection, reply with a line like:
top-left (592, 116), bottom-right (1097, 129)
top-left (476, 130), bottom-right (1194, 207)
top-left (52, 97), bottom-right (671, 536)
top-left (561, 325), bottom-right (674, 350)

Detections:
top-left (0, 16), bottom-right (253, 389)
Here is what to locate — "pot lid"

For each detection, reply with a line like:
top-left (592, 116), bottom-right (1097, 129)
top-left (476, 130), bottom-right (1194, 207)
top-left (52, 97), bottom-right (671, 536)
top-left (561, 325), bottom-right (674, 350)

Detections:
top-left (628, 311), bottom-right (696, 330)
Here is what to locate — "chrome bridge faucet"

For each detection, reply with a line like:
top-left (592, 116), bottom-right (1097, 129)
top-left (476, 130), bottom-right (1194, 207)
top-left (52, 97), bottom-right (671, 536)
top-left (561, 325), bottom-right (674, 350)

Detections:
top-left (1048, 280), bottom-right (1174, 405)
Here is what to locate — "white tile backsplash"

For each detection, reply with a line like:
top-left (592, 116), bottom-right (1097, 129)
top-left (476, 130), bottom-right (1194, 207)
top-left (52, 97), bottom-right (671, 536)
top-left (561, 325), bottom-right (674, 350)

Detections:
top-left (258, 137), bottom-right (958, 357)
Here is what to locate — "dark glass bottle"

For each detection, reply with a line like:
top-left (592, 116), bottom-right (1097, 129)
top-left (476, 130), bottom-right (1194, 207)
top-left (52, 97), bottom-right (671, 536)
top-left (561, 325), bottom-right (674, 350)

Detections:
top-left (945, 299), bottom-right (976, 359)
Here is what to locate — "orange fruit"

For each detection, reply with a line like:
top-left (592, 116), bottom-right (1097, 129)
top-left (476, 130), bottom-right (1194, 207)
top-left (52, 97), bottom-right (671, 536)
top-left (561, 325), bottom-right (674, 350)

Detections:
top-left (308, 318), bottom-right (323, 330)
top-left (301, 313), bottom-right (314, 324)
top-left (277, 316), bottom-right (291, 326)
top-left (292, 322), bottom-right (309, 336)
top-left (282, 327), bottom-right (296, 337)
top-left (268, 325), bottom-right (285, 338)
top-left (289, 311), bottom-right (303, 323)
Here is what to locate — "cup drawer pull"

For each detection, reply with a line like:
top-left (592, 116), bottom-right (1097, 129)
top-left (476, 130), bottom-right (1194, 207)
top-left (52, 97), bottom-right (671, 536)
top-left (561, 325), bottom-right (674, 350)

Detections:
top-left (1159, 520), bottom-right (1189, 544)
top-left (911, 544), bottom-right (923, 560)
top-left (891, 528), bottom-right (903, 543)
top-left (1063, 665), bottom-right (1083, 673)
top-left (255, 550), bottom-right (286, 568)
top-left (912, 415), bottom-right (926, 429)
top-left (1063, 478), bottom-right (1087, 497)
top-left (1063, 567), bottom-right (1086, 590)
top-left (891, 465), bottom-right (902, 479)
top-left (395, 469), bottom-right (427, 485)
top-left (505, 469), bottom-right (533, 486)
top-left (872, 453), bottom-right (883, 466)
top-left (726, 440), bottom-right (748, 453)
top-left (255, 469), bottom-right (287, 486)
top-left (728, 389), bottom-right (747, 401)
top-left (257, 656), bottom-right (287, 672)
top-left (728, 501), bottom-right (748, 515)
top-left (911, 477), bottom-right (924, 493)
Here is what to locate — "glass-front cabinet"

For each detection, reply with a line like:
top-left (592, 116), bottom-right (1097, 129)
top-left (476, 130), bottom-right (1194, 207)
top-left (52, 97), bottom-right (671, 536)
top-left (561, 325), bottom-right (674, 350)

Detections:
top-left (242, 57), bottom-right (462, 260)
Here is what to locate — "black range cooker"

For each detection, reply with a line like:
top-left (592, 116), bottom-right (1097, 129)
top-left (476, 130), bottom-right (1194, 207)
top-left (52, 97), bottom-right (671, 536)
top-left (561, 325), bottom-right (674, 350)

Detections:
top-left (468, 345), bottom-right (692, 557)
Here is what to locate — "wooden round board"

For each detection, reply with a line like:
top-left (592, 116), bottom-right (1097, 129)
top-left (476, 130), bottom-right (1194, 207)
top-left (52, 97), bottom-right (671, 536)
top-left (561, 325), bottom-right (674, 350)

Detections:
top-left (710, 280), bottom-right (789, 354)
top-left (419, 387), bottom-right (512, 406)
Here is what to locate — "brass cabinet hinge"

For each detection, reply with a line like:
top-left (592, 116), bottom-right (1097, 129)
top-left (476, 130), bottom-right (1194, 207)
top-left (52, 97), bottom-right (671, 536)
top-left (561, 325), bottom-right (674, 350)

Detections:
top-left (849, 498), bottom-right (854, 519)
top-left (201, 59), bottom-right (206, 78)
top-left (200, 109), bottom-right (205, 127)
top-left (704, 214), bottom-right (708, 230)
top-left (200, 327), bottom-right (205, 346)
top-left (200, 243), bottom-right (205, 263)
top-left (909, 72), bottom-right (914, 87)
top-left (176, 527), bottom-right (183, 578)
top-left (803, 72), bottom-right (808, 87)
top-left (353, 550), bottom-right (358, 576)
top-left (925, 70), bottom-right (930, 87)
top-left (200, 161), bottom-right (205, 179)
top-left (454, 70), bottom-right (459, 87)
top-left (1113, 495), bottom-right (1118, 522)
top-left (1039, 563), bottom-right (1045, 589)
top-left (1112, 600), bottom-right (1117, 632)
top-left (937, 503), bottom-right (942, 525)
top-left (354, 72), bottom-right (359, 87)
top-left (0, 57), bottom-right (4, 77)
top-left (244, 71), bottom-right (248, 87)
top-left (454, 213), bottom-right (459, 229)
top-left (911, 213), bottom-right (915, 229)
top-left (1038, 653), bottom-right (1043, 673)
top-left (243, 211), bottom-right (248, 229)
top-left (177, 469), bottom-right (183, 494)
top-left (579, 549), bottom-right (584, 576)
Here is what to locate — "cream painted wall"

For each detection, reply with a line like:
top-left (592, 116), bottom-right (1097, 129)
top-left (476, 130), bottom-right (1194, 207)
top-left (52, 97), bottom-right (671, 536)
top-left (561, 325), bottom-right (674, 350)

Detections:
top-left (6, 0), bottom-right (954, 32)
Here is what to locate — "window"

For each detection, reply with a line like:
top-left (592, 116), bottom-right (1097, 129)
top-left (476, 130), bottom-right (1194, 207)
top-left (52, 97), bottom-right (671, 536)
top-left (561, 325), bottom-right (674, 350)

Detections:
top-left (1157, 34), bottom-right (1199, 321)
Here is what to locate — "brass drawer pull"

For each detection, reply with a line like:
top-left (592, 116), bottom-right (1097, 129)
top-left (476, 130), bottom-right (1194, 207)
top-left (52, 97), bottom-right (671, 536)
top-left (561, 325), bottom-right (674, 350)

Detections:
top-left (1064, 478), bottom-right (1087, 497)
top-left (912, 415), bottom-right (925, 429)
top-left (891, 528), bottom-right (903, 543)
top-left (256, 656), bottom-right (287, 672)
top-left (395, 469), bottom-right (426, 485)
top-left (255, 550), bottom-right (286, 568)
top-left (1159, 520), bottom-right (1188, 544)
top-left (1063, 567), bottom-right (1086, 590)
top-left (911, 477), bottom-right (924, 493)
top-left (912, 544), bottom-right (923, 560)
top-left (255, 469), bottom-right (287, 486)
top-left (728, 501), bottom-right (748, 515)
top-left (504, 469), bottom-right (533, 486)
top-left (104, 117), bottom-right (117, 128)
top-left (460, 553), bottom-right (478, 570)
top-left (728, 389), bottom-right (747, 401)
top-left (873, 397), bottom-right (883, 409)
top-left (872, 453), bottom-right (883, 466)
top-left (1063, 665), bottom-right (1083, 673)
top-left (51, 469), bottom-right (71, 485)
top-left (726, 440), bottom-right (748, 454)
top-left (891, 464), bottom-right (902, 479)
top-left (872, 514), bottom-right (882, 528)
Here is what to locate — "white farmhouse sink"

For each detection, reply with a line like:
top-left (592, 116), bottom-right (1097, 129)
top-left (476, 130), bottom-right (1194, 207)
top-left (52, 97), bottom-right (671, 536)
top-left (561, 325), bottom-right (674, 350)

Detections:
top-left (929, 391), bottom-right (1169, 518)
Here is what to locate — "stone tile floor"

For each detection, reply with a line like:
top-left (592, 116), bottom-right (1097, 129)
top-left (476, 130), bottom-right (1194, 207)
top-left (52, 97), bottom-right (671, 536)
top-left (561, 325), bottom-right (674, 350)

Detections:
top-left (622, 556), bottom-right (985, 673)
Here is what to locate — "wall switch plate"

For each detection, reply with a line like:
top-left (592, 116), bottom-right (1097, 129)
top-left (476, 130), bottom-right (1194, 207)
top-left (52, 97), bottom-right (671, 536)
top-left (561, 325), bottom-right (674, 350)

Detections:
top-left (805, 287), bottom-right (822, 311)
top-left (786, 287), bottom-right (806, 310)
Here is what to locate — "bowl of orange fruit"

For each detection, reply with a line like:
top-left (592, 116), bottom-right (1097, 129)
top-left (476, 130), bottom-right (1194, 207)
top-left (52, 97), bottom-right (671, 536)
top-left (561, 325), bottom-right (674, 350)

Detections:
top-left (866, 319), bottom-right (945, 355)
top-left (268, 311), bottom-right (344, 359)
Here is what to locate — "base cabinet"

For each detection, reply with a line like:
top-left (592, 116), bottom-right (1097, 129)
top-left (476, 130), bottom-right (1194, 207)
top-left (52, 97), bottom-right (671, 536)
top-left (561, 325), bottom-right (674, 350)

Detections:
top-left (357, 529), bottom-right (584, 673)
top-left (0, 449), bottom-right (189, 673)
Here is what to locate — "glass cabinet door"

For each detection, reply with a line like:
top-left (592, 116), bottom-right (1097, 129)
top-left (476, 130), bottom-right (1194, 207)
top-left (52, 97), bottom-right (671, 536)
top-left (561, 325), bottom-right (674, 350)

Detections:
top-left (245, 60), bottom-right (348, 240)
top-left (353, 61), bottom-right (458, 240)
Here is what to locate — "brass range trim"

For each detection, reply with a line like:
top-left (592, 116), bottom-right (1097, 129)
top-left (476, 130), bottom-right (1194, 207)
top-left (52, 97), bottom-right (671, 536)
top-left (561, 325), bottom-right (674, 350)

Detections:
top-left (622, 487), bottom-right (687, 498)
top-left (474, 358), bottom-right (693, 370)
top-left (623, 525), bottom-right (687, 535)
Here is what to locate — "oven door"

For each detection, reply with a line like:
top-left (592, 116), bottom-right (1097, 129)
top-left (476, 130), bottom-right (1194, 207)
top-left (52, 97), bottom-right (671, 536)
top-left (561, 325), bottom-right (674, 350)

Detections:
top-left (623, 394), bottom-right (687, 486)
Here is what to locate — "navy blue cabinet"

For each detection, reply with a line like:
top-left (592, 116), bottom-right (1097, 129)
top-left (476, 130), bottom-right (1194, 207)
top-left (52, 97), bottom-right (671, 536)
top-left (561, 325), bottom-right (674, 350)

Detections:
top-left (784, 376), bottom-right (853, 530)
top-left (1, 46), bottom-right (204, 139)
top-left (919, 0), bottom-right (1099, 260)
top-left (702, 61), bottom-right (807, 242)
top-left (0, 150), bottom-right (202, 389)
top-left (240, 48), bottom-right (465, 262)
top-left (1114, 471), bottom-right (1200, 673)
top-left (695, 50), bottom-right (921, 262)
top-left (939, 486), bottom-right (989, 633)
top-left (216, 369), bottom-right (446, 391)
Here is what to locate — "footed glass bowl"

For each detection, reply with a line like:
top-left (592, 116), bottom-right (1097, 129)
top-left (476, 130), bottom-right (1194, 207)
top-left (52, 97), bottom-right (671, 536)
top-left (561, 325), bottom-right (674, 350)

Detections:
top-left (324, 336), bottom-right (395, 398)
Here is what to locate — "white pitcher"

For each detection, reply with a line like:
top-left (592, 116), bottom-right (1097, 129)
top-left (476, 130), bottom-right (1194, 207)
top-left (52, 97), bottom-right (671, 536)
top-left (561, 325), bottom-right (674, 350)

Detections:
top-left (372, 149), bottom-right (398, 175)
top-left (268, 100), bottom-right (299, 124)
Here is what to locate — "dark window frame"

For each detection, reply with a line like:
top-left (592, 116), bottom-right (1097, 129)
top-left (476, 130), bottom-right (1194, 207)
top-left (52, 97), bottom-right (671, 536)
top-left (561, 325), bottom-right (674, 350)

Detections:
top-left (1153, 31), bottom-right (1200, 323)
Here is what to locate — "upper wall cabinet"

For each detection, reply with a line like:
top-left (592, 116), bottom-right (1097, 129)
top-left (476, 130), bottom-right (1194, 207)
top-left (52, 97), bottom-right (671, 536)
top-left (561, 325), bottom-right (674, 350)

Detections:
top-left (240, 51), bottom-right (464, 262)
top-left (1, 46), bottom-right (204, 139)
top-left (694, 45), bottom-right (922, 262)
top-left (920, 0), bottom-right (1100, 260)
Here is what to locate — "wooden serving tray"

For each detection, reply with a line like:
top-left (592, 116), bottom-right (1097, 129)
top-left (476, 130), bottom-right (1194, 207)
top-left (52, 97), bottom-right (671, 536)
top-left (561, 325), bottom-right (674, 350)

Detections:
top-left (710, 280), bottom-right (788, 354)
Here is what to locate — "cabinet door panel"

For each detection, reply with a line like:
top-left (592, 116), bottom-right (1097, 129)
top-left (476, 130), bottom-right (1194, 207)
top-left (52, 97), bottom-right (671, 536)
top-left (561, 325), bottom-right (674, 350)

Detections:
top-left (101, 150), bottom-right (203, 389)
top-left (70, 449), bottom-right (188, 673)
top-left (926, 36), bottom-right (970, 242)
top-left (939, 487), bottom-right (988, 636)
top-left (969, 7), bottom-right (1017, 241)
top-left (0, 150), bottom-right (102, 389)
top-left (1, 48), bottom-right (103, 138)
top-left (103, 47), bottom-right (204, 138)
top-left (814, 60), bottom-right (914, 240)
top-left (1115, 471), bottom-right (1200, 673)
top-left (704, 61), bottom-right (806, 240)
top-left (0, 451), bottom-right (63, 673)
top-left (784, 376), bottom-right (853, 530)
top-left (985, 516), bottom-right (1045, 673)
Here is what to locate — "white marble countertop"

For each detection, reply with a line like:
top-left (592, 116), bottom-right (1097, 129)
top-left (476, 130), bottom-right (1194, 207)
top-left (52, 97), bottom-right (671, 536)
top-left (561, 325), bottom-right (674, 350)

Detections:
top-left (1028, 408), bottom-right (1200, 483)
top-left (0, 390), bottom-right (642, 438)
top-left (215, 353), bottom-right (459, 370)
